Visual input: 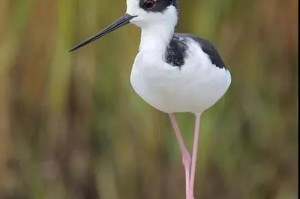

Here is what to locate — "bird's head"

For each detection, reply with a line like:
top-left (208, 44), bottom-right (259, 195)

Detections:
top-left (70, 0), bottom-right (178, 52)
top-left (127, 0), bottom-right (178, 28)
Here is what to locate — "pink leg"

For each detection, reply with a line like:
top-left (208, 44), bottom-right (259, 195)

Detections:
top-left (188, 113), bottom-right (201, 199)
top-left (168, 113), bottom-right (192, 197)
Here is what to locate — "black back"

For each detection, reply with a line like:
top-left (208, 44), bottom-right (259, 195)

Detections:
top-left (165, 33), bottom-right (226, 69)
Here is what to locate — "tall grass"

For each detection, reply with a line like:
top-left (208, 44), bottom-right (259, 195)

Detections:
top-left (0, 0), bottom-right (298, 198)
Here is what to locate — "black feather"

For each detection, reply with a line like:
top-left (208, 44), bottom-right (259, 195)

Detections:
top-left (177, 33), bottom-right (226, 69)
top-left (140, 0), bottom-right (177, 12)
top-left (165, 35), bottom-right (188, 67)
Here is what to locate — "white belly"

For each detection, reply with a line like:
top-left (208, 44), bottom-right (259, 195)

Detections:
top-left (130, 52), bottom-right (231, 114)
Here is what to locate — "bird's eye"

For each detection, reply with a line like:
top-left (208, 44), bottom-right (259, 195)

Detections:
top-left (143, 0), bottom-right (156, 9)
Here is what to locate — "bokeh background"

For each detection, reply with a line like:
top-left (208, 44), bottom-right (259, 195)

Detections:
top-left (0, 0), bottom-right (298, 198)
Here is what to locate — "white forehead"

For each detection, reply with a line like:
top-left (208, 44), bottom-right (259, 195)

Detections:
top-left (126, 0), bottom-right (143, 15)
top-left (125, 0), bottom-right (178, 28)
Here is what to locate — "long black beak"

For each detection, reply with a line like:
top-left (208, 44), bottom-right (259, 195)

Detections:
top-left (70, 14), bottom-right (136, 52)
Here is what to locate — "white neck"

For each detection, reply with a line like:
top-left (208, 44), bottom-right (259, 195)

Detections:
top-left (139, 24), bottom-right (175, 55)
top-left (136, 6), bottom-right (178, 56)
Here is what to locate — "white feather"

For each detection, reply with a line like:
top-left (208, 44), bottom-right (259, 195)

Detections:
top-left (126, 1), bottom-right (231, 114)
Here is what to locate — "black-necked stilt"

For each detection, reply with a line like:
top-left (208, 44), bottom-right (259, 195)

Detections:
top-left (70, 0), bottom-right (231, 198)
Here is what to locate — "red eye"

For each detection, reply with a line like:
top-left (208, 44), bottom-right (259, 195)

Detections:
top-left (144, 0), bottom-right (156, 9)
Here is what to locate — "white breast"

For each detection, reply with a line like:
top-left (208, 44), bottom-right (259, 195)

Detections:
top-left (130, 38), bottom-right (231, 114)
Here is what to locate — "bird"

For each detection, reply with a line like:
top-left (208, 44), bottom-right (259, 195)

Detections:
top-left (70, 0), bottom-right (231, 198)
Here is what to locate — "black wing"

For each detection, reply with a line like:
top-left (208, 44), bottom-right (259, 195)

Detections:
top-left (176, 33), bottom-right (226, 69)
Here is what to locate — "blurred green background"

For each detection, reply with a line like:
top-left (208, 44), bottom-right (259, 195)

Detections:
top-left (0, 0), bottom-right (298, 198)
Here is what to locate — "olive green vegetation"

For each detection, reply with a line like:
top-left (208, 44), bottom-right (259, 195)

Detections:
top-left (0, 0), bottom-right (298, 199)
